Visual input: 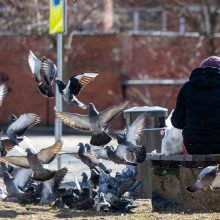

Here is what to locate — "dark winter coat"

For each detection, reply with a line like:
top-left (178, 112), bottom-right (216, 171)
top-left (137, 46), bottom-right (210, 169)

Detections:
top-left (171, 67), bottom-right (220, 154)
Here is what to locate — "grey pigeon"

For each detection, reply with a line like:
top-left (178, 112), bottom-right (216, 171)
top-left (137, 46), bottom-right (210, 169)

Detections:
top-left (56, 101), bottom-right (129, 146)
top-left (56, 72), bottom-right (99, 109)
top-left (0, 141), bottom-right (63, 181)
top-left (6, 113), bottom-right (40, 145)
top-left (94, 114), bottom-right (146, 164)
top-left (2, 171), bottom-right (38, 203)
top-left (28, 50), bottom-right (57, 98)
top-left (185, 165), bottom-right (220, 193)
top-left (77, 143), bottom-right (111, 174)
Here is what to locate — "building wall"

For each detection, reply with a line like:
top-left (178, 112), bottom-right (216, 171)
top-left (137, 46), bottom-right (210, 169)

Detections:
top-left (0, 34), bottom-right (209, 128)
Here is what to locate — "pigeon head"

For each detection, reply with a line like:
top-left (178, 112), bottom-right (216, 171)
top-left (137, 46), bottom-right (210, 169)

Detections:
top-left (9, 114), bottom-right (17, 123)
top-left (88, 103), bottom-right (99, 117)
top-left (81, 172), bottom-right (88, 180)
top-left (25, 148), bottom-right (33, 156)
top-left (55, 79), bottom-right (66, 93)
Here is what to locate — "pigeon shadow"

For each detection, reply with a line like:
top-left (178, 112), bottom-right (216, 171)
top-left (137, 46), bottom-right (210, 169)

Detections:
top-left (0, 209), bottom-right (34, 218)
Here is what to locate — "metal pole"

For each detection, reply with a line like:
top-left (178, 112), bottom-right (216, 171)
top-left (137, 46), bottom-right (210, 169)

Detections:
top-left (55, 33), bottom-right (63, 168)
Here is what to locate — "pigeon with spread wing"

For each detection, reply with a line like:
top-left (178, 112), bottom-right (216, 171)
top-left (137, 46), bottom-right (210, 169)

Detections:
top-left (55, 101), bottom-right (129, 146)
top-left (0, 141), bottom-right (63, 181)
top-left (6, 113), bottom-right (40, 145)
top-left (56, 72), bottom-right (99, 109)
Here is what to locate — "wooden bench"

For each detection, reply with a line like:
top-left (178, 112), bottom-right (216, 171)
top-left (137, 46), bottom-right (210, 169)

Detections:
top-left (146, 153), bottom-right (220, 212)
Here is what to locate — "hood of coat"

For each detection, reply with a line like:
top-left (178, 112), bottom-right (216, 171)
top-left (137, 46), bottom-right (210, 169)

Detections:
top-left (190, 67), bottom-right (220, 89)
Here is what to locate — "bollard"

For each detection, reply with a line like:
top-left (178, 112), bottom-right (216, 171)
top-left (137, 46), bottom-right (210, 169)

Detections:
top-left (124, 106), bottom-right (168, 198)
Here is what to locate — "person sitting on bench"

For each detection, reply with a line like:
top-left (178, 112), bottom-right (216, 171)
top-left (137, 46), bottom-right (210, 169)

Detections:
top-left (171, 56), bottom-right (220, 154)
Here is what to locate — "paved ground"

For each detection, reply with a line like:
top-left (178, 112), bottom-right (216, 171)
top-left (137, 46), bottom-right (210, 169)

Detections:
top-left (6, 133), bottom-right (125, 181)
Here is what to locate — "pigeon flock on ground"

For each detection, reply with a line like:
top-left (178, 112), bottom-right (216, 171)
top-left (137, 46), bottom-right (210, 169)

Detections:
top-left (0, 50), bottom-right (148, 213)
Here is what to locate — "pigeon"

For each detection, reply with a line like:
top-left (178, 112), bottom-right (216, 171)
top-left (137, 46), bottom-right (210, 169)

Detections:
top-left (94, 192), bottom-right (111, 212)
top-left (77, 143), bottom-right (111, 174)
top-left (2, 171), bottom-right (38, 203)
top-left (104, 192), bottom-right (135, 213)
top-left (6, 113), bottom-right (41, 145)
top-left (93, 145), bottom-right (137, 165)
top-left (28, 50), bottom-right (57, 98)
top-left (0, 82), bottom-right (8, 107)
top-left (55, 101), bottom-right (129, 146)
top-left (185, 165), bottom-right (220, 193)
top-left (0, 141), bottom-right (63, 181)
top-left (93, 114), bottom-right (145, 164)
top-left (55, 72), bottom-right (99, 109)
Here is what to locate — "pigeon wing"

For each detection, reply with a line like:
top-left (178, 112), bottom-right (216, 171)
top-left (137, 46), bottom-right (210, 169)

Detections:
top-left (100, 101), bottom-right (129, 125)
top-left (1, 137), bottom-right (23, 151)
top-left (53, 167), bottom-right (68, 191)
top-left (37, 141), bottom-right (63, 164)
top-left (28, 50), bottom-right (41, 82)
top-left (0, 156), bottom-right (30, 168)
top-left (55, 111), bottom-right (91, 131)
top-left (8, 113), bottom-right (40, 135)
top-left (41, 58), bottom-right (57, 83)
top-left (126, 113), bottom-right (145, 146)
top-left (75, 72), bottom-right (99, 91)
top-left (0, 83), bottom-right (8, 106)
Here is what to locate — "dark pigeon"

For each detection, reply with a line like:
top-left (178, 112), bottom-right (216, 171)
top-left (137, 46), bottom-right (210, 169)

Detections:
top-left (28, 50), bottom-right (57, 99)
top-left (0, 141), bottom-right (63, 181)
top-left (6, 113), bottom-right (40, 145)
top-left (56, 72), bottom-right (99, 109)
top-left (55, 101), bottom-right (129, 146)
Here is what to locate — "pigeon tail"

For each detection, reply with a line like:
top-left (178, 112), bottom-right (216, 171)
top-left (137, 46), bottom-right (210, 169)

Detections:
top-left (70, 95), bottom-right (87, 109)
top-left (90, 132), bottom-right (112, 146)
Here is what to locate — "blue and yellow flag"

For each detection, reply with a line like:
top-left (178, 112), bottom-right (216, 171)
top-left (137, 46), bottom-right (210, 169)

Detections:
top-left (49, 0), bottom-right (64, 34)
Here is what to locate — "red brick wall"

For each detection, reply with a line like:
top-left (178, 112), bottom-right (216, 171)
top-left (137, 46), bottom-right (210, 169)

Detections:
top-left (0, 34), bottom-right (210, 128)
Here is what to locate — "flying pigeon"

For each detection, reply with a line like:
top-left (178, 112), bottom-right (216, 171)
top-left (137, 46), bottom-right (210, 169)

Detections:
top-left (56, 72), bottom-right (99, 109)
top-left (0, 82), bottom-right (8, 107)
top-left (6, 113), bottom-right (40, 145)
top-left (93, 114), bottom-right (145, 164)
top-left (28, 50), bottom-right (57, 98)
top-left (185, 165), bottom-right (220, 193)
top-left (0, 141), bottom-right (63, 181)
top-left (55, 101), bottom-right (129, 146)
